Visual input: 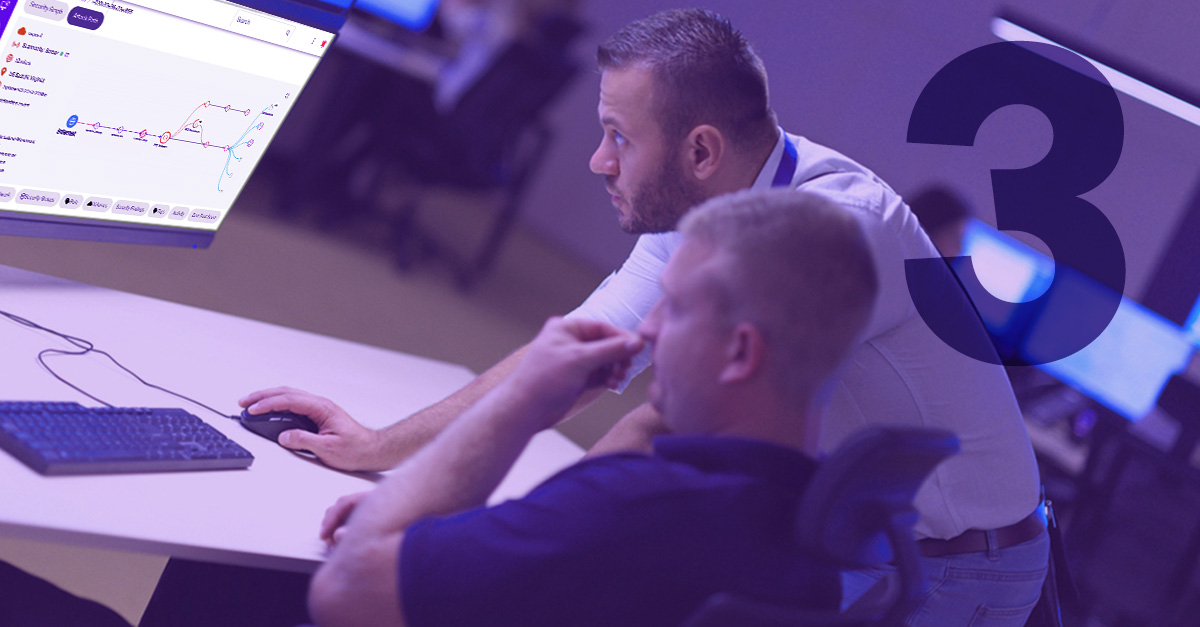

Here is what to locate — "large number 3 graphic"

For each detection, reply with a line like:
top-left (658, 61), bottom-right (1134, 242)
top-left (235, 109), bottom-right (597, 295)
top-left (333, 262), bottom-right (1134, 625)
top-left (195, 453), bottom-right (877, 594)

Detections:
top-left (906, 42), bottom-right (1126, 365)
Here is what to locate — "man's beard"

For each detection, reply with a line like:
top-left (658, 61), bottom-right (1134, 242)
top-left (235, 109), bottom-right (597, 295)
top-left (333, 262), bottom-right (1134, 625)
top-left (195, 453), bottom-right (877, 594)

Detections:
top-left (621, 157), bottom-right (709, 234)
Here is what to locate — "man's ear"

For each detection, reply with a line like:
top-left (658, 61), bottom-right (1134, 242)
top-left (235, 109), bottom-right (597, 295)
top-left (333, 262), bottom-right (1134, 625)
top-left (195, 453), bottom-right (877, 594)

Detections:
top-left (684, 125), bottom-right (725, 181)
top-left (719, 322), bottom-right (765, 384)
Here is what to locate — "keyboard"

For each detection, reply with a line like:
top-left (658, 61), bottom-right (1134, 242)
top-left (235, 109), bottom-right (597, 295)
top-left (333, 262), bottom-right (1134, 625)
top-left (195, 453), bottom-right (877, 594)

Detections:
top-left (0, 401), bottom-right (254, 475)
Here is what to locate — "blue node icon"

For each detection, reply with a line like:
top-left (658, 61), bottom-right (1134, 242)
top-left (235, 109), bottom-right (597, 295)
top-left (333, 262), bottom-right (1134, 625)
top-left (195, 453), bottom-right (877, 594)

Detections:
top-left (66, 115), bottom-right (78, 128)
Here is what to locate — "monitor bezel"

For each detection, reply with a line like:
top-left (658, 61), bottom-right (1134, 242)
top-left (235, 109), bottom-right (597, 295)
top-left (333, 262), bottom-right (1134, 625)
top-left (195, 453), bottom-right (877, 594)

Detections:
top-left (0, 209), bottom-right (216, 248)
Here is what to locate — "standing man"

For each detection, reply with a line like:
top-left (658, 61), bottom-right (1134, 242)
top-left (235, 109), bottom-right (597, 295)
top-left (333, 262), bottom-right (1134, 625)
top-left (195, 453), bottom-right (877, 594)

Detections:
top-left (248, 9), bottom-right (1048, 624)
top-left (309, 189), bottom-right (871, 627)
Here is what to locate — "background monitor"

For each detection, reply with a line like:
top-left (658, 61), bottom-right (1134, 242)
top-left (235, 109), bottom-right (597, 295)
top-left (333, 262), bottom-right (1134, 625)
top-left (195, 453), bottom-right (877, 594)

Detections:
top-left (996, 12), bottom-right (1200, 355)
top-left (353, 0), bottom-right (441, 31)
top-left (1021, 265), bottom-right (1194, 420)
top-left (0, 0), bottom-right (347, 248)
top-left (1184, 298), bottom-right (1200, 347)
top-left (953, 219), bottom-right (1193, 421)
top-left (953, 218), bottom-right (1055, 358)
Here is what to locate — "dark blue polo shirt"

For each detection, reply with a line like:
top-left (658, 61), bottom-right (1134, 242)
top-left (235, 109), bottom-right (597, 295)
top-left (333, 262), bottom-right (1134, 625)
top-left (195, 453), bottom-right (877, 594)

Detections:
top-left (400, 435), bottom-right (839, 626)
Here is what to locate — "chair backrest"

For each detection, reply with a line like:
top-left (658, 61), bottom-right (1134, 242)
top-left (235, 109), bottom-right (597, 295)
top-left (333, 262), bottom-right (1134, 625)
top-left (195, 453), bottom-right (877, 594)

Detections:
top-left (683, 427), bottom-right (959, 627)
top-left (795, 427), bottom-right (959, 567)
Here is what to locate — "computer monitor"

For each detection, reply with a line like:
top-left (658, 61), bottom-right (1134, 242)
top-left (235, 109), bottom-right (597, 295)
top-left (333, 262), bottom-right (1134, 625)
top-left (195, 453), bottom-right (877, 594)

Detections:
top-left (952, 219), bottom-right (1193, 420)
top-left (994, 12), bottom-right (1200, 364)
top-left (0, 0), bottom-right (348, 248)
top-left (354, 0), bottom-right (440, 31)
top-left (1184, 299), bottom-right (1200, 347)
top-left (953, 218), bottom-right (1055, 357)
top-left (1021, 265), bottom-right (1194, 421)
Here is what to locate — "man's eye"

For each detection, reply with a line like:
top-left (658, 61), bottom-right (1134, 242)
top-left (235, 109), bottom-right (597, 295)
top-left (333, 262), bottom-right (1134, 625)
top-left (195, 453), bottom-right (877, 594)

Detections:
top-left (613, 131), bottom-right (626, 146)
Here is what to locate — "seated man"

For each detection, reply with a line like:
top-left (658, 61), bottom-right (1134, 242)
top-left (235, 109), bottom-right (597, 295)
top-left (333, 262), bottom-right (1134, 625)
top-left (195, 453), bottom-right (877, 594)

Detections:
top-left (307, 188), bottom-right (879, 626)
top-left (253, 10), bottom-right (1047, 621)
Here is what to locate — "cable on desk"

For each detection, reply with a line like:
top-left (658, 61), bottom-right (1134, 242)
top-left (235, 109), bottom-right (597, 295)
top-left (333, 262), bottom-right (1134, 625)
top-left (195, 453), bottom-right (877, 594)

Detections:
top-left (0, 308), bottom-right (236, 420)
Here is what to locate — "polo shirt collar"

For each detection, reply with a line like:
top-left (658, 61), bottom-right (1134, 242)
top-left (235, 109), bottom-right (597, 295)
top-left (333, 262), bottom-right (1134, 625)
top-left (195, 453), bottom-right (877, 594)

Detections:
top-left (750, 127), bottom-right (794, 190)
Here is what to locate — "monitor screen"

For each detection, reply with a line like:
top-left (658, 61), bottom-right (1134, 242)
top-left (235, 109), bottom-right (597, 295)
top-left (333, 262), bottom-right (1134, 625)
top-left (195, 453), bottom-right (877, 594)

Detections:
top-left (1184, 298), bottom-right (1200, 346)
top-left (953, 219), bottom-right (1192, 420)
top-left (354, 0), bottom-right (440, 31)
top-left (950, 218), bottom-right (1055, 359)
top-left (1022, 265), bottom-right (1194, 420)
top-left (0, 0), bottom-right (343, 247)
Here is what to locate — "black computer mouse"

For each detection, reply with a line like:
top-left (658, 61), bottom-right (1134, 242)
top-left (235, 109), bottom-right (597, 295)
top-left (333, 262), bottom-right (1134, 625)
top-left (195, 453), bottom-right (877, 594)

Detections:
top-left (239, 408), bottom-right (319, 443)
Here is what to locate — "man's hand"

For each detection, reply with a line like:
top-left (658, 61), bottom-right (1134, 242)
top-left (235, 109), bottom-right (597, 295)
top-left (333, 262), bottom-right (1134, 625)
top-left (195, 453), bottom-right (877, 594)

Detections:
top-left (320, 491), bottom-right (369, 548)
top-left (505, 317), bottom-right (644, 431)
top-left (239, 387), bottom-right (389, 472)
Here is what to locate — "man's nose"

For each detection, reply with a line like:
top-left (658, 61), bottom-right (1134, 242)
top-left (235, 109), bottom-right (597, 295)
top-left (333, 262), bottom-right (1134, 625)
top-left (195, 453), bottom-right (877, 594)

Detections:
top-left (590, 142), bottom-right (617, 176)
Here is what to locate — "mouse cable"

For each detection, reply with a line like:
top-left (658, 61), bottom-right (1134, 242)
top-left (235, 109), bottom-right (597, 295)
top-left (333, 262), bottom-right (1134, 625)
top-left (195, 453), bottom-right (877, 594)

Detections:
top-left (0, 307), bottom-right (236, 421)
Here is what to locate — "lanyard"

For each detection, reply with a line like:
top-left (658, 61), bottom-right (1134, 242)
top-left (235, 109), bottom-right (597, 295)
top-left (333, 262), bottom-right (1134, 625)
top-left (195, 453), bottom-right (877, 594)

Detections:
top-left (771, 136), bottom-right (798, 188)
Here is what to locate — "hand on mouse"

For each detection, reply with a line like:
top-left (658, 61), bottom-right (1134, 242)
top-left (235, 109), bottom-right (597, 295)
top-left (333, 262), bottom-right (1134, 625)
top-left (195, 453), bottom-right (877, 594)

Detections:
top-left (320, 490), bottom-right (369, 547)
top-left (239, 387), bottom-right (387, 472)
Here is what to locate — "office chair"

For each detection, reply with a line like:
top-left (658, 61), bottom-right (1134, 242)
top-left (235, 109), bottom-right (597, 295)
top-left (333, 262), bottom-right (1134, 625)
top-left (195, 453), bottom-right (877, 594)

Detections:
top-left (267, 14), bottom-right (581, 289)
top-left (682, 427), bottom-right (960, 627)
top-left (386, 19), bottom-right (582, 287)
top-left (1154, 375), bottom-right (1200, 600)
top-left (1060, 374), bottom-right (1200, 623)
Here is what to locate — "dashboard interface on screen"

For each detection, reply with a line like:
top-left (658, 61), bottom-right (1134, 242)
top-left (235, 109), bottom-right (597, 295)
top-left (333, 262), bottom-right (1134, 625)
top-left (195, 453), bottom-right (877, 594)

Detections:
top-left (0, 0), bottom-right (336, 245)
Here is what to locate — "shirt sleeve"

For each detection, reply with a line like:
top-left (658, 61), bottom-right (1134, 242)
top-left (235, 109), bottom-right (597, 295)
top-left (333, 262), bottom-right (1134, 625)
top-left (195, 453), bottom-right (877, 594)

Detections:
top-left (565, 232), bottom-right (682, 391)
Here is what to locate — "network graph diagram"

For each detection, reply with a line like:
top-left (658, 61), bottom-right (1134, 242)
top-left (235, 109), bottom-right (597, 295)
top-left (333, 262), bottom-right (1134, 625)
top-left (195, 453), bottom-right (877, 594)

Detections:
top-left (70, 98), bottom-right (283, 193)
top-left (0, 14), bottom-right (318, 216)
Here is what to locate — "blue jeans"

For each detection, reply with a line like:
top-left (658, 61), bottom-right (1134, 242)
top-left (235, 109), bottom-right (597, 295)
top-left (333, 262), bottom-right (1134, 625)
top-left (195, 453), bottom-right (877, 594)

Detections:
top-left (842, 530), bottom-right (1050, 626)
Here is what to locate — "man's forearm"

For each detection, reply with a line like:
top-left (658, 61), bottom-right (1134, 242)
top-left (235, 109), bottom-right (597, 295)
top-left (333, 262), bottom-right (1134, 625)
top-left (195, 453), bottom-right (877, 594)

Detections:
top-left (344, 378), bottom-right (558, 539)
top-left (312, 375), bottom-right (546, 627)
top-left (314, 357), bottom-right (587, 627)
top-left (374, 342), bottom-right (611, 468)
top-left (373, 344), bottom-right (534, 467)
top-left (314, 318), bottom-right (643, 627)
top-left (345, 318), bottom-right (642, 535)
top-left (586, 402), bottom-right (668, 457)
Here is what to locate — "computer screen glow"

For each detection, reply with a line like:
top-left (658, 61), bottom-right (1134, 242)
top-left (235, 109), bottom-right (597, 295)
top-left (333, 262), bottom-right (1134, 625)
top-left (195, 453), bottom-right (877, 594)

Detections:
top-left (955, 219), bottom-right (1055, 342)
top-left (354, 0), bottom-right (440, 31)
top-left (1023, 268), bottom-right (1194, 420)
top-left (955, 219), bottom-right (1192, 420)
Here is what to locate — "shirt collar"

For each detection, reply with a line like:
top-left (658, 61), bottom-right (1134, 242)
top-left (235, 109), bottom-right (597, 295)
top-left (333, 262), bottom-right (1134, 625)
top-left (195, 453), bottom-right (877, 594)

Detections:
top-left (750, 127), bottom-right (793, 190)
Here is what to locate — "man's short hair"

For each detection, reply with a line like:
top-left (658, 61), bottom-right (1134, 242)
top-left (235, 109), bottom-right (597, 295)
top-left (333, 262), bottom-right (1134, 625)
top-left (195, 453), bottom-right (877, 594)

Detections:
top-left (597, 8), bottom-right (778, 151)
top-left (679, 189), bottom-right (879, 401)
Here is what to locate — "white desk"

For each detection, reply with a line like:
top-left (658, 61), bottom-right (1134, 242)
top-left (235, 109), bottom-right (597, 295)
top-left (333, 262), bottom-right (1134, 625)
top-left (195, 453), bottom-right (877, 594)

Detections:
top-left (0, 264), bottom-right (583, 573)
